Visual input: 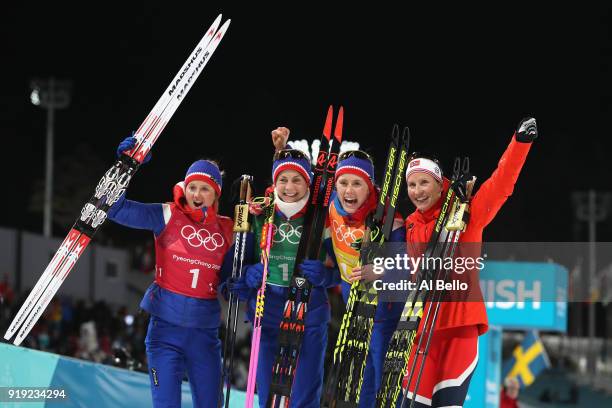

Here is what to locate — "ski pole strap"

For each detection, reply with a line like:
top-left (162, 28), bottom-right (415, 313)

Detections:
top-left (260, 194), bottom-right (275, 248)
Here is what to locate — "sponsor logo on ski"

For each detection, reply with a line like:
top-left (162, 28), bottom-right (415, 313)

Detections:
top-left (234, 204), bottom-right (249, 231)
top-left (177, 51), bottom-right (210, 101)
top-left (326, 153), bottom-right (338, 169)
top-left (391, 150), bottom-right (407, 205)
top-left (295, 277), bottom-right (306, 287)
top-left (381, 147), bottom-right (397, 201)
top-left (168, 47), bottom-right (203, 97)
top-left (317, 151), bottom-right (327, 167)
top-left (435, 190), bottom-right (452, 232)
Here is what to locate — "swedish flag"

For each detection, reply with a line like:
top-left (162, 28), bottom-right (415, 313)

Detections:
top-left (502, 330), bottom-right (550, 387)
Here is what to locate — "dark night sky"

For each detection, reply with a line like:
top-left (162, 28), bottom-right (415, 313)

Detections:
top-left (1, 3), bottom-right (611, 243)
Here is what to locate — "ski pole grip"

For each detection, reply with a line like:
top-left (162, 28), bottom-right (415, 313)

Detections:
top-left (234, 204), bottom-right (250, 232)
top-left (234, 175), bottom-right (253, 232)
top-left (239, 175), bottom-right (252, 202)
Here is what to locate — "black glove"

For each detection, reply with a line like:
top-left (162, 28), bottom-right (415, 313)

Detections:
top-left (515, 117), bottom-right (538, 143)
top-left (452, 173), bottom-right (475, 202)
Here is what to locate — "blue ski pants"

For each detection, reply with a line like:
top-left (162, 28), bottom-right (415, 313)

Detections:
top-left (145, 315), bottom-right (222, 408)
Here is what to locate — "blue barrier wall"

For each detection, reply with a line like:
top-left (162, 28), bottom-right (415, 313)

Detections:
top-left (0, 343), bottom-right (258, 407)
top-left (465, 261), bottom-right (568, 408)
top-left (464, 326), bottom-right (502, 408)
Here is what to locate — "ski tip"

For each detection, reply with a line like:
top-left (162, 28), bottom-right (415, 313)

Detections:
top-left (391, 124), bottom-right (400, 144)
top-left (323, 105), bottom-right (333, 140)
top-left (462, 156), bottom-right (470, 173)
top-left (453, 157), bottom-right (461, 176)
top-left (214, 19), bottom-right (231, 40)
top-left (206, 15), bottom-right (223, 39)
top-left (402, 126), bottom-right (411, 144)
top-left (334, 106), bottom-right (344, 141)
top-left (213, 14), bottom-right (223, 27)
top-left (392, 124), bottom-right (400, 139)
top-left (3, 332), bottom-right (13, 341)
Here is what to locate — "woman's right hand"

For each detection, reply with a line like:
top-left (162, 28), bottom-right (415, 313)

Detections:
top-left (349, 264), bottom-right (378, 283)
top-left (272, 127), bottom-right (290, 151)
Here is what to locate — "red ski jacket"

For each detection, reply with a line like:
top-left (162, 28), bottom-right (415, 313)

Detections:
top-left (405, 134), bottom-right (533, 335)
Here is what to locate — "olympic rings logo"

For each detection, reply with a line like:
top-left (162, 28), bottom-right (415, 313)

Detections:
top-left (272, 222), bottom-right (302, 245)
top-left (180, 225), bottom-right (225, 251)
top-left (332, 220), bottom-right (364, 245)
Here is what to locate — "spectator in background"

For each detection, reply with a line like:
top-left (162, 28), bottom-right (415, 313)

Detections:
top-left (0, 274), bottom-right (15, 333)
top-left (0, 274), bottom-right (14, 304)
top-left (132, 241), bottom-right (155, 273)
top-left (140, 240), bottom-right (155, 273)
top-left (500, 377), bottom-right (520, 408)
top-left (36, 322), bottom-right (51, 351)
top-left (78, 320), bottom-right (102, 362)
top-left (7, 289), bottom-right (147, 373)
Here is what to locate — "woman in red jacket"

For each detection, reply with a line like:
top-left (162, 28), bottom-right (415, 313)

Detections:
top-left (401, 118), bottom-right (538, 407)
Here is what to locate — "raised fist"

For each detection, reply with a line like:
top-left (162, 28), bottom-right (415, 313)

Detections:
top-left (271, 127), bottom-right (290, 151)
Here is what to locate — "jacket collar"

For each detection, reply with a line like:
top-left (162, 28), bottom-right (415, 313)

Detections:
top-left (172, 181), bottom-right (217, 224)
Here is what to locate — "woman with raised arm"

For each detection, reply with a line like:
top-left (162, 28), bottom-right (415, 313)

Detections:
top-left (109, 136), bottom-right (233, 408)
top-left (400, 118), bottom-right (538, 407)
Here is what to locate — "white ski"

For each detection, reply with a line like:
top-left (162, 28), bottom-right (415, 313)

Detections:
top-left (5, 15), bottom-right (231, 345)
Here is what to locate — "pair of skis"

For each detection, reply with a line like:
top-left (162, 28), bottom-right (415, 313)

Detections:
top-left (4, 15), bottom-right (230, 346)
top-left (264, 106), bottom-right (343, 408)
top-left (324, 125), bottom-right (410, 407)
top-left (245, 190), bottom-right (277, 408)
top-left (220, 175), bottom-right (254, 407)
top-left (376, 158), bottom-right (475, 408)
